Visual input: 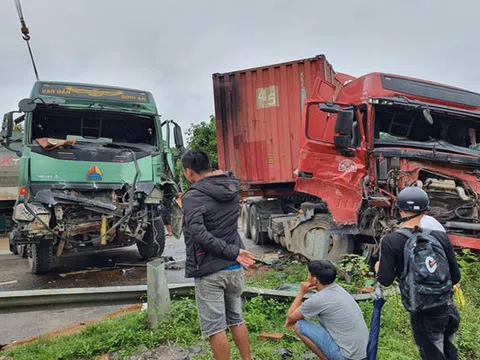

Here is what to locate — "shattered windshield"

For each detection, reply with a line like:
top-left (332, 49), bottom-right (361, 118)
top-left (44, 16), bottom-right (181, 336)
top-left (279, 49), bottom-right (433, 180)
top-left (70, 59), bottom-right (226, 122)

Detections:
top-left (31, 109), bottom-right (156, 147)
top-left (374, 105), bottom-right (480, 154)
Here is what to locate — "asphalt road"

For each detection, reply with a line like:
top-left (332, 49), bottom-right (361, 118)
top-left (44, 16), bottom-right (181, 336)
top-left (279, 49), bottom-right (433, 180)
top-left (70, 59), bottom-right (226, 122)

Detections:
top-left (0, 231), bottom-right (278, 345)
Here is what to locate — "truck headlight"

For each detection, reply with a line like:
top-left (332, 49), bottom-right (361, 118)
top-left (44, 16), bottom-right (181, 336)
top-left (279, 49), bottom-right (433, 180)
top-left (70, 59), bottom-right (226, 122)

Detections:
top-left (14, 203), bottom-right (50, 222)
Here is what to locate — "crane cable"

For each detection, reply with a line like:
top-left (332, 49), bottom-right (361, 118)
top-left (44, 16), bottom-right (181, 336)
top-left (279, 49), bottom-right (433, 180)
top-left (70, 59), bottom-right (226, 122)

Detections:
top-left (13, 0), bottom-right (40, 81)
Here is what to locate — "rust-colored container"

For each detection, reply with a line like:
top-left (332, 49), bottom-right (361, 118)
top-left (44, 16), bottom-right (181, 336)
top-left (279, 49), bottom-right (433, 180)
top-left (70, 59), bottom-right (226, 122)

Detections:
top-left (213, 55), bottom-right (341, 188)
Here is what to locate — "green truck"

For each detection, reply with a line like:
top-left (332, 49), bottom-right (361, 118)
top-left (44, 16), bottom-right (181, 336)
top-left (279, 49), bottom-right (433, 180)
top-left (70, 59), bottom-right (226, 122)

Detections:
top-left (0, 81), bottom-right (184, 273)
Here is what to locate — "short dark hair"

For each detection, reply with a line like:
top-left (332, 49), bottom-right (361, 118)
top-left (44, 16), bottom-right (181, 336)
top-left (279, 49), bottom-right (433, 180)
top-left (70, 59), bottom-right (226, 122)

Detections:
top-left (308, 260), bottom-right (337, 285)
top-left (182, 149), bottom-right (212, 174)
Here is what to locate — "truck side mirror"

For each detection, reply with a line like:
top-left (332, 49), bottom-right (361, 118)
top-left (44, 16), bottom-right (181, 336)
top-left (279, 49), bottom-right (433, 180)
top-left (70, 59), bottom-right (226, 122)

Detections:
top-left (173, 123), bottom-right (186, 156)
top-left (334, 108), bottom-right (354, 150)
top-left (1, 112), bottom-right (14, 139)
top-left (18, 98), bottom-right (37, 113)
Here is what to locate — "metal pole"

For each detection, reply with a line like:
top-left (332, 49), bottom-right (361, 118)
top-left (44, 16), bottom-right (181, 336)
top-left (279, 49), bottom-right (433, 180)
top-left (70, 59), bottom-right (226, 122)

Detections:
top-left (147, 258), bottom-right (170, 328)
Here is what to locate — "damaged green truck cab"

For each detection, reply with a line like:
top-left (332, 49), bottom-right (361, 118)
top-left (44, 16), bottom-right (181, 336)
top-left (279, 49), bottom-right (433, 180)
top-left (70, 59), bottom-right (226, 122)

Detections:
top-left (1, 81), bottom-right (184, 273)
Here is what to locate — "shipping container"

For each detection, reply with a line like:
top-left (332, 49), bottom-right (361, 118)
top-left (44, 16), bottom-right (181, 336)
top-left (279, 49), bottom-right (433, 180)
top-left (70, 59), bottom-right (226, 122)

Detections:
top-left (213, 55), bottom-right (341, 188)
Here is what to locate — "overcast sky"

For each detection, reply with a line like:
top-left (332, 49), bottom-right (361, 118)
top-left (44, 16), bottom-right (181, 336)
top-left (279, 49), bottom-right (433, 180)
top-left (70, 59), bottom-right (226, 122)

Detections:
top-left (1, 0), bottom-right (479, 133)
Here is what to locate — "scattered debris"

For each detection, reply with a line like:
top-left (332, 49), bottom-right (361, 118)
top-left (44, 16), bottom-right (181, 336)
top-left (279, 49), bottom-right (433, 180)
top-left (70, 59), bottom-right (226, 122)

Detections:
top-left (272, 263), bottom-right (286, 271)
top-left (255, 253), bottom-right (281, 265)
top-left (96, 355), bottom-right (111, 360)
top-left (0, 280), bottom-right (18, 286)
top-left (260, 332), bottom-right (284, 341)
top-left (359, 287), bottom-right (375, 294)
top-left (115, 263), bottom-right (147, 268)
top-left (165, 260), bottom-right (185, 270)
top-left (300, 353), bottom-right (317, 359)
top-left (121, 268), bottom-right (135, 275)
top-left (186, 347), bottom-right (203, 354)
top-left (275, 348), bottom-right (294, 358)
top-left (59, 269), bottom-right (102, 277)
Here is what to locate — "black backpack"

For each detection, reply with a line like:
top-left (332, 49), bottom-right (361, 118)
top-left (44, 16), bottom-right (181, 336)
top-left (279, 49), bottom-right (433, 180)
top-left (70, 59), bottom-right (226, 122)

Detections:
top-left (399, 228), bottom-right (453, 313)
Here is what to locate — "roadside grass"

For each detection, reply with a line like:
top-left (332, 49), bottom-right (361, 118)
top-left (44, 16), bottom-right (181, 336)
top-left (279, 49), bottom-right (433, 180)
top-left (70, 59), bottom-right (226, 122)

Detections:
top-left (4, 251), bottom-right (480, 360)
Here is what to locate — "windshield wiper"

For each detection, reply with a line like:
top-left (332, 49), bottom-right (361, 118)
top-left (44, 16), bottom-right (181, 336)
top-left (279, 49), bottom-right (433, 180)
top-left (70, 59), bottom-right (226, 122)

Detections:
top-left (102, 142), bottom-right (151, 152)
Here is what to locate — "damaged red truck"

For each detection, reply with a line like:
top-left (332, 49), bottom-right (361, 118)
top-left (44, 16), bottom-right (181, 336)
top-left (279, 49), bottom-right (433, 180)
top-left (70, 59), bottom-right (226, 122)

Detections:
top-left (213, 55), bottom-right (480, 262)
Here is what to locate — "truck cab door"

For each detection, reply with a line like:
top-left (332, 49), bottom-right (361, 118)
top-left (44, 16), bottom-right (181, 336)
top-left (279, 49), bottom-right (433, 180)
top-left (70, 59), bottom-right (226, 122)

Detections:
top-left (295, 84), bottom-right (367, 225)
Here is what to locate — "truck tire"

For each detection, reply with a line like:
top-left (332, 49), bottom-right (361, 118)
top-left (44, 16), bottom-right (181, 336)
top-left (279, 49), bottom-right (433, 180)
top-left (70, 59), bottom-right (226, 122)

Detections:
top-left (291, 215), bottom-right (354, 263)
top-left (249, 205), bottom-right (269, 245)
top-left (28, 240), bottom-right (53, 274)
top-left (137, 216), bottom-right (166, 260)
top-left (241, 204), bottom-right (251, 239)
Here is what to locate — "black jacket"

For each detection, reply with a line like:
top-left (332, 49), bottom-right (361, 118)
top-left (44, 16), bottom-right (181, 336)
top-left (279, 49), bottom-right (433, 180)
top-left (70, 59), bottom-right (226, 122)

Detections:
top-left (182, 172), bottom-right (244, 278)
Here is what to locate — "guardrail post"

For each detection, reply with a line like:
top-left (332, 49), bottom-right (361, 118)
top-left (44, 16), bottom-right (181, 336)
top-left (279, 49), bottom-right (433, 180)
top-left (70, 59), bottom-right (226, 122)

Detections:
top-left (147, 258), bottom-right (170, 328)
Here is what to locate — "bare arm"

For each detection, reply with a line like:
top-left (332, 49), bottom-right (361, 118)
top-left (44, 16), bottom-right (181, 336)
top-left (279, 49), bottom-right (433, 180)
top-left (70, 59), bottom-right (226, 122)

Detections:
top-left (285, 282), bottom-right (315, 328)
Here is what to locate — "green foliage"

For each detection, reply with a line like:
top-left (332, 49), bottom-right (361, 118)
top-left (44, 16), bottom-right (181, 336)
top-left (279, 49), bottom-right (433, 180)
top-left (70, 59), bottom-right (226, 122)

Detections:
top-left (185, 115), bottom-right (218, 169)
top-left (456, 249), bottom-right (480, 307)
top-left (336, 254), bottom-right (374, 293)
top-left (170, 115), bottom-right (219, 192)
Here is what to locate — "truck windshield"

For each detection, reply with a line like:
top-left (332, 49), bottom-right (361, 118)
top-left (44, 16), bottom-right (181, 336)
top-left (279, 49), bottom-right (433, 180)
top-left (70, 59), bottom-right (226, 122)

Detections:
top-left (374, 105), bottom-right (480, 155)
top-left (30, 109), bottom-right (156, 147)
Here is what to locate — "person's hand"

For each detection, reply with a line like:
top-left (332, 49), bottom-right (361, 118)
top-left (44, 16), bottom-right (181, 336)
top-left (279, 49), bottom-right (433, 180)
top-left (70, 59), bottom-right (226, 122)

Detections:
top-left (284, 319), bottom-right (296, 329)
top-left (236, 249), bottom-right (256, 268)
top-left (299, 282), bottom-right (316, 295)
top-left (374, 261), bottom-right (380, 274)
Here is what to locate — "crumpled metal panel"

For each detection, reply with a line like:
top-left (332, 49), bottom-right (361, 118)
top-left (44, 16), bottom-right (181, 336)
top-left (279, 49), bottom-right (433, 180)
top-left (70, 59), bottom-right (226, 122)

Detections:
top-left (295, 146), bottom-right (366, 225)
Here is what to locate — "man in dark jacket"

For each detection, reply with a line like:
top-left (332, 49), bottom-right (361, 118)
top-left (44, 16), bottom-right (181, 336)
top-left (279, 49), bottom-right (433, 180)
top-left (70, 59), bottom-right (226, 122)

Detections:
top-left (182, 149), bottom-right (255, 360)
top-left (376, 187), bottom-right (461, 360)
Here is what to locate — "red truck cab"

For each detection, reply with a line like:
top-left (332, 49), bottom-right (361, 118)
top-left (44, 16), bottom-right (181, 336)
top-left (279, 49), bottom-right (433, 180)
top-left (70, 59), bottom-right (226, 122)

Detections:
top-left (296, 72), bottom-right (480, 256)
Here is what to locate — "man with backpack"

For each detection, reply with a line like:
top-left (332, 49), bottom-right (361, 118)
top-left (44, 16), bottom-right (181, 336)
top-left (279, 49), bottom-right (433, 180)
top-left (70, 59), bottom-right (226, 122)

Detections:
top-left (375, 187), bottom-right (461, 360)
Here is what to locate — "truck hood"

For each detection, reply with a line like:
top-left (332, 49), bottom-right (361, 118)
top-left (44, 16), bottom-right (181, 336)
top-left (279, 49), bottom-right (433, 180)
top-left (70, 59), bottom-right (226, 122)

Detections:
top-left (29, 150), bottom-right (154, 184)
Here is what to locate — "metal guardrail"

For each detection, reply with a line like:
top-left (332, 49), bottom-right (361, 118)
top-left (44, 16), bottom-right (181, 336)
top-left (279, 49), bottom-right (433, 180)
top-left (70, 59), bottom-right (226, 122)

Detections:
top-left (0, 284), bottom-right (380, 314)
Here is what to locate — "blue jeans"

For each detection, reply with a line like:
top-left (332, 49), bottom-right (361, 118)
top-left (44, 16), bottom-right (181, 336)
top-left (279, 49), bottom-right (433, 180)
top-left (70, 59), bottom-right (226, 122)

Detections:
top-left (297, 320), bottom-right (346, 360)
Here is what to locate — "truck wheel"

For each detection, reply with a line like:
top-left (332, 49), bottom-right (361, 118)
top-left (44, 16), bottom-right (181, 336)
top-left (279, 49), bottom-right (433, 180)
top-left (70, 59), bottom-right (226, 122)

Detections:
top-left (249, 205), bottom-right (269, 245)
top-left (290, 215), bottom-right (354, 263)
top-left (241, 204), bottom-right (251, 239)
top-left (28, 240), bottom-right (53, 274)
top-left (137, 216), bottom-right (166, 260)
